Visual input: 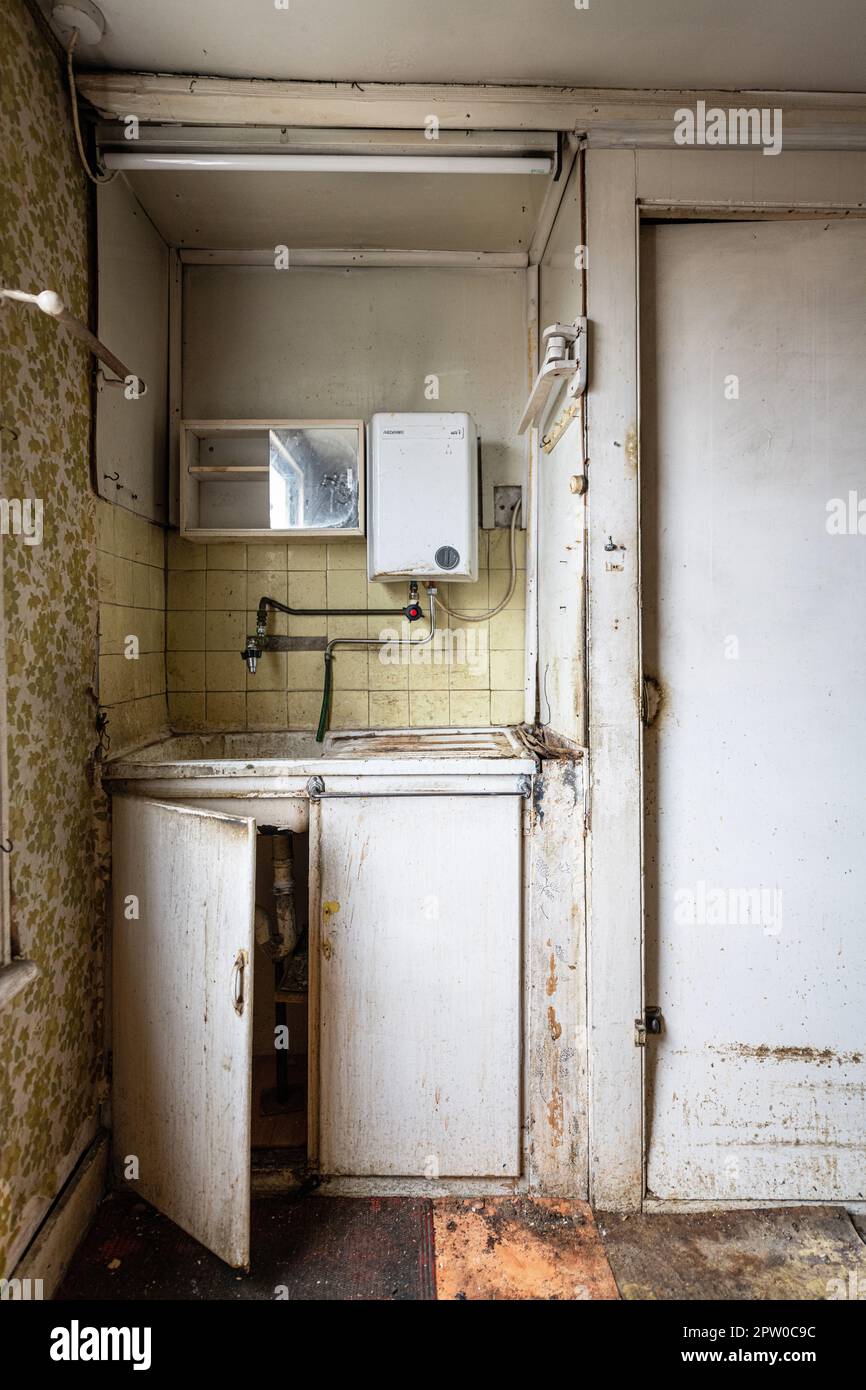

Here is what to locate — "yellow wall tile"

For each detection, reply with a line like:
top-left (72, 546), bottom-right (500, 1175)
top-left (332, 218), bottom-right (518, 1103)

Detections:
top-left (161, 527), bottom-right (524, 734)
top-left (116, 556), bottom-right (137, 606)
top-left (168, 570), bottom-right (205, 610)
top-left (330, 650), bottom-right (369, 690)
top-left (327, 570), bottom-right (368, 607)
top-left (207, 542), bottom-right (247, 570)
top-left (368, 647), bottom-right (409, 689)
top-left (288, 692), bottom-right (323, 728)
top-left (488, 569), bottom-right (524, 610)
top-left (247, 543), bottom-right (287, 570)
top-left (409, 691), bottom-right (449, 726)
top-left (148, 564), bottom-right (164, 610)
top-left (489, 608), bottom-right (525, 650)
top-left (444, 573), bottom-right (488, 607)
top-left (328, 614), bottom-right (368, 639)
top-left (207, 692), bottom-right (247, 728)
top-left (247, 690), bottom-right (288, 729)
top-left (167, 652), bottom-right (206, 692)
top-left (131, 561), bottom-right (152, 609)
top-left (490, 650), bottom-right (524, 690)
top-left (97, 549), bottom-right (116, 603)
top-left (98, 603), bottom-right (122, 656)
top-left (205, 610), bottom-right (246, 650)
top-left (327, 539), bottom-right (368, 570)
top-left (96, 499), bottom-right (115, 554)
top-left (99, 654), bottom-right (135, 705)
top-left (168, 533), bottom-right (206, 569)
top-left (488, 527), bottom-right (526, 569)
top-left (207, 651), bottom-right (247, 691)
top-left (206, 570), bottom-right (247, 609)
top-left (330, 690), bottom-right (369, 729)
top-left (168, 611), bottom-right (205, 651)
top-left (369, 691), bottom-right (409, 726)
top-left (148, 524), bottom-right (165, 570)
top-left (288, 572), bottom-right (327, 636)
top-left (408, 646), bottom-right (449, 689)
top-left (287, 542), bottom-right (326, 570)
top-left (449, 691), bottom-right (490, 725)
top-left (491, 691), bottom-right (524, 725)
top-left (248, 650), bottom-right (287, 691)
top-left (113, 507), bottom-right (138, 562)
top-left (449, 645), bottom-right (490, 689)
top-left (168, 692), bottom-right (206, 729)
top-left (247, 570), bottom-right (287, 607)
top-left (367, 578), bottom-right (407, 607)
top-left (139, 610), bottom-right (164, 653)
top-left (145, 652), bottom-right (165, 697)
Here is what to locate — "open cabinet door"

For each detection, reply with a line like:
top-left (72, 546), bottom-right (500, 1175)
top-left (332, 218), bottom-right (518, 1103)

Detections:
top-left (112, 796), bottom-right (256, 1267)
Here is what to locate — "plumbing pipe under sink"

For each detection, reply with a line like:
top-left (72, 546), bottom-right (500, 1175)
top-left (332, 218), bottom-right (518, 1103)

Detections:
top-left (255, 831), bottom-right (298, 960)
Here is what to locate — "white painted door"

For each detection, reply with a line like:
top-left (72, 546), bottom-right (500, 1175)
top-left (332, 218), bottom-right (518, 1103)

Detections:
top-left (317, 795), bottom-right (522, 1177)
top-left (112, 797), bottom-right (256, 1265)
top-left (641, 220), bottom-right (866, 1201)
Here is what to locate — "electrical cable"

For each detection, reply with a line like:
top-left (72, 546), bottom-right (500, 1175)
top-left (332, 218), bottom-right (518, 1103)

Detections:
top-left (66, 29), bottom-right (117, 185)
top-left (435, 498), bottom-right (522, 623)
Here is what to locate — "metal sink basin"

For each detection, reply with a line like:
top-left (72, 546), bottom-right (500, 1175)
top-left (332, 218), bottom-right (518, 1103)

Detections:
top-left (120, 732), bottom-right (327, 764)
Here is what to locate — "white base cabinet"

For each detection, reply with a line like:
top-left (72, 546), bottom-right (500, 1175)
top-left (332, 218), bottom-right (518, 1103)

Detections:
top-left (316, 794), bottom-right (522, 1178)
top-left (111, 781), bottom-right (525, 1266)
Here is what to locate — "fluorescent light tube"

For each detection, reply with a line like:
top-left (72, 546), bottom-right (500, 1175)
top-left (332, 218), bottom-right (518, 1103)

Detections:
top-left (102, 152), bottom-right (552, 175)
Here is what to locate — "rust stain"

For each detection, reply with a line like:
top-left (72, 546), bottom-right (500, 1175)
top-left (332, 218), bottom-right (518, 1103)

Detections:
top-left (547, 1006), bottom-right (562, 1042)
top-left (547, 1088), bottom-right (564, 1147)
top-left (432, 1197), bottom-right (620, 1301)
top-left (321, 938), bottom-right (332, 960)
top-left (546, 951), bottom-right (558, 997)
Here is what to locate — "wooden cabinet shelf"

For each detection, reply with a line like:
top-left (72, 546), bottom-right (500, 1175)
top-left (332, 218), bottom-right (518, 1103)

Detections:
top-left (180, 418), bottom-right (365, 541)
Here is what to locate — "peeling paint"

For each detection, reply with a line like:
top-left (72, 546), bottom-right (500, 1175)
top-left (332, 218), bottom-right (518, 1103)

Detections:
top-left (546, 951), bottom-right (558, 997)
top-left (710, 1044), bottom-right (863, 1066)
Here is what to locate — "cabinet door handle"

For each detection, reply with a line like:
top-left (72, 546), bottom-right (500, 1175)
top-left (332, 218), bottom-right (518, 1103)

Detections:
top-left (232, 949), bottom-right (248, 1016)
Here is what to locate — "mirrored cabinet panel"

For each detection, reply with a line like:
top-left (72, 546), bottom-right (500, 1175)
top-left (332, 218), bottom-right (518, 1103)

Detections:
top-left (180, 419), bottom-right (365, 539)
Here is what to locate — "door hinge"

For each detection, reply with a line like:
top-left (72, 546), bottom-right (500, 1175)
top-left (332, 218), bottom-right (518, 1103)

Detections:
top-left (635, 1006), bottom-right (663, 1046)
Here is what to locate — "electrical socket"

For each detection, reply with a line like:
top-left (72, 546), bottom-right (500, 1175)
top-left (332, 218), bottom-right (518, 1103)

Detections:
top-left (493, 485), bottom-right (522, 528)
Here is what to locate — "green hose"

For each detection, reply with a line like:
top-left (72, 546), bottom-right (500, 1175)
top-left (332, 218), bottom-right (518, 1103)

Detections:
top-left (315, 652), bottom-right (333, 743)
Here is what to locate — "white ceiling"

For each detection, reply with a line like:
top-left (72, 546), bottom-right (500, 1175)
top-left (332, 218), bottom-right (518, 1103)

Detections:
top-left (47, 0), bottom-right (866, 93)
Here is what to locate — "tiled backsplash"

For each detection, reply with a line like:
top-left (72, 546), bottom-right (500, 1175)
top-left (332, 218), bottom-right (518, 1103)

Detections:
top-left (166, 532), bottom-right (525, 731)
top-left (96, 500), bottom-right (167, 751)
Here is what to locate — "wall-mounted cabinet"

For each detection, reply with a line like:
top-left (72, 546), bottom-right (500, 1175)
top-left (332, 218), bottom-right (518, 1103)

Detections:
top-left (180, 418), bottom-right (365, 540)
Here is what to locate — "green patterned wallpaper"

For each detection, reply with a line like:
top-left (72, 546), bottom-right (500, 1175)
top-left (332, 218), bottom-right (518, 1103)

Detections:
top-left (0, 0), bottom-right (103, 1275)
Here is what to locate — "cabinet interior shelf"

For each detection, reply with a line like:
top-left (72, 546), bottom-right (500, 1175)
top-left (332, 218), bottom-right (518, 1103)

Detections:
top-left (180, 418), bottom-right (366, 540)
top-left (188, 464), bottom-right (269, 478)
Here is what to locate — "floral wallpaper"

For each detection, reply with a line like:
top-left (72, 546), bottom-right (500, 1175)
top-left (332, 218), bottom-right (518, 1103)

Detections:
top-left (0, 0), bottom-right (104, 1275)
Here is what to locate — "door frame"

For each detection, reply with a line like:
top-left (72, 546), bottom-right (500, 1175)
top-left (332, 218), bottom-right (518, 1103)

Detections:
top-left (584, 147), bottom-right (866, 1211)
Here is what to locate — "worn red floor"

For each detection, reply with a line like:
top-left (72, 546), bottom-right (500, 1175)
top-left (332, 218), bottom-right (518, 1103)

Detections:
top-left (55, 1192), bottom-right (614, 1301)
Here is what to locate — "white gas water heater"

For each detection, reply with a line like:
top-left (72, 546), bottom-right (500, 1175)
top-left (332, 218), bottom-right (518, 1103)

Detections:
top-left (367, 412), bottom-right (478, 583)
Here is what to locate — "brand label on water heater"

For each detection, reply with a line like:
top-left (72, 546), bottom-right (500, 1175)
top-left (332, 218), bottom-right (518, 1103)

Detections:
top-left (381, 425), bottom-right (465, 439)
